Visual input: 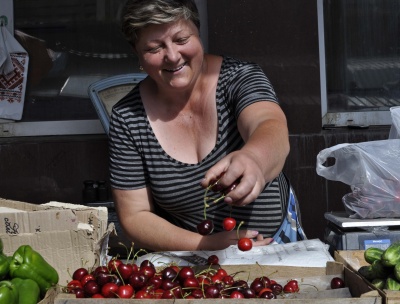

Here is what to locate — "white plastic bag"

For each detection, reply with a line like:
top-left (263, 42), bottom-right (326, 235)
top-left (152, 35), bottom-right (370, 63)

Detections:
top-left (316, 139), bottom-right (400, 219)
top-left (389, 106), bottom-right (400, 139)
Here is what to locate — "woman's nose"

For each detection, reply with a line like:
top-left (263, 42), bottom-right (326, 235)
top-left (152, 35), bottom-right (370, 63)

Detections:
top-left (164, 43), bottom-right (180, 63)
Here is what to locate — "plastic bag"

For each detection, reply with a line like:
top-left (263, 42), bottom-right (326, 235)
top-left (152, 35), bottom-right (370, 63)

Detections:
top-left (316, 139), bottom-right (400, 219)
top-left (389, 106), bottom-right (400, 139)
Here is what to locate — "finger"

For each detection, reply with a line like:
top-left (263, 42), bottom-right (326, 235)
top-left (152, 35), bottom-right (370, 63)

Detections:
top-left (253, 238), bottom-right (274, 247)
top-left (201, 163), bottom-right (229, 189)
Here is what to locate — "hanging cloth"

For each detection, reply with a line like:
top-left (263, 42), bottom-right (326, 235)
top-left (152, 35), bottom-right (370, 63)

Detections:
top-left (0, 24), bottom-right (29, 120)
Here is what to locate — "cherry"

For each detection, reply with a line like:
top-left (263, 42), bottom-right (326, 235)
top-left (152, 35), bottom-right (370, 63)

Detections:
top-left (101, 282), bottom-right (119, 298)
top-left (161, 266), bottom-right (178, 280)
top-left (270, 282), bottom-right (283, 295)
top-left (140, 259), bottom-right (154, 268)
top-left (331, 277), bottom-right (345, 289)
top-left (118, 263), bottom-right (134, 281)
top-left (191, 289), bottom-right (204, 299)
top-left (134, 289), bottom-right (150, 299)
top-left (283, 279), bottom-right (299, 293)
top-left (178, 266), bottom-right (195, 281)
top-left (147, 275), bottom-right (163, 289)
top-left (207, 254), bottom-right (219, 265)
top-left (96, 272), bottom-right (113, 287)
top-left (230, 290), bottom-right (244, 298)
top-left (197, 219), bottom-right (214, 235)
top-left (83, 280), bottom-right (100, 297)
top-left (222, 180), bottom-right (240, 195)
top-left (242, 287), bottom-right (256, 298)
top-left (128, 272), bottom-right (147, 291)
top-left (80, 274), bottom-right (96, 287)
top-left (209, 172), bottom-right (225, 192)
top-left (204, 285), bottom-right (220, 298)
top-left (140, 265), bottom-right (156, 279)
top-left (108, 259), bottom-right (123, 274)
top-left (67, 280), bottom-right (82, 293)
top-left (222, 275), bottom-right (234, 286)
top-left (118, 285), bottom-right (134, 299)
top-left (72, 268), bottom-right (89, 281)
top-left (259, 290), bottom-right (276, 299)
top-left (238, 237), bottom-right (252, 251)
top-left (183, 277), bottom-right (200, 288)
top-left (92, 266), bottom-right (109, 277)
top-left (92, 294), bottom-right (104, 298)
top-left (74, 288), bottom-right (85, 298)
top-left (222, 217), bottom-right (236, 231)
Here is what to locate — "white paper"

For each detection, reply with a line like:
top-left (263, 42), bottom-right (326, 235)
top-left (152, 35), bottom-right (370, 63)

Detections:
top-left (136, 239), bottom-right (334, 268)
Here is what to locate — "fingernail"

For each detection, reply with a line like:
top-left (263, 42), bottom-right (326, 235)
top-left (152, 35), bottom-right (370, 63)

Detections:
top-left (224, 196), bottom-right (233, 204)
top-left (251, 231), bottom-right (259, 237)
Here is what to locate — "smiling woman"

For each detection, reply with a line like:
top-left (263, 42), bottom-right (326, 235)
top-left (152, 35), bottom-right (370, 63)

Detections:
top-left (109, 0), bottom-right (306, 252)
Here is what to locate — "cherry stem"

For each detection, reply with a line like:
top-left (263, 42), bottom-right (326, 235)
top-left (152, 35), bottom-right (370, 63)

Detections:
top-left (237, 221), bottom-right (245, 239)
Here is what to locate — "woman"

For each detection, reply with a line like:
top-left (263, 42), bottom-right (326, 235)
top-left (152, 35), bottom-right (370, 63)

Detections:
top-left (109, 0), bottom-right (306, 252)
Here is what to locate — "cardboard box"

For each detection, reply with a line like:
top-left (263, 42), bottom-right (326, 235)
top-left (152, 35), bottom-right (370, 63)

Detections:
top-left (54, 261), bottom-right (380, 303)
top-left (335, 250), bottom-right (400, 304)
top-left (0, 198), bottom-right (112, 304)
top-left (0, 198), bottom-right (108, 240)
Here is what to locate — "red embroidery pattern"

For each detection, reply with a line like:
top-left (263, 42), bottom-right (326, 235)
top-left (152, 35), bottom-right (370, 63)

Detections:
top-left (0, 53), bottom-right (27, 103)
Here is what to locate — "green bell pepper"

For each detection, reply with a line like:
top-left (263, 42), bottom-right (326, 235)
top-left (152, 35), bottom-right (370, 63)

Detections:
top-left (0, 280), bottom-right (18, 304)
top-left (0, 253), bottom-right (10, 280)
top-left (9, 245), bottom-right (59, 296)
top-left (11, 278), bottom-right (40, 304)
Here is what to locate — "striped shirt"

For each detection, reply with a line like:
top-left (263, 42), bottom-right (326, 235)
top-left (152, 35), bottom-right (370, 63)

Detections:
top-left (109, 56), bottom-right (288, 237)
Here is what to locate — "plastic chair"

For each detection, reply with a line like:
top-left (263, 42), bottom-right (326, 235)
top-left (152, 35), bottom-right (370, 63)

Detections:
top-left (88, 73), bottom-right (146, 134)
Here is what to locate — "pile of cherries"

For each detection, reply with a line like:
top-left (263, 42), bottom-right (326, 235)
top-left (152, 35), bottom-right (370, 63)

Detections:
top-left (64, 253), bottom-right (345, 299)
top-left (65, 254), bottom-right (299, 299)
top-left (196, 175), bottom-right (254, 251)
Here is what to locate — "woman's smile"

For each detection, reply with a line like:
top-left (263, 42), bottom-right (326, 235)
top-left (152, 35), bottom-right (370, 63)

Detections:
top-left (164, 62), bottom-right (187, 73)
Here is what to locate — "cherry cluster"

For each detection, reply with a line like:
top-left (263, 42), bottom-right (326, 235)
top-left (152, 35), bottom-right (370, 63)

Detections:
top-left (65, 254), bottom-right (304, 299)
top-left (196, 175), bottom-right (253, 251)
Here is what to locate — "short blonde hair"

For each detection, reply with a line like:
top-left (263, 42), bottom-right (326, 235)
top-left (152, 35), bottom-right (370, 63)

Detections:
top-left (121, 0), bottom-right (200, 46)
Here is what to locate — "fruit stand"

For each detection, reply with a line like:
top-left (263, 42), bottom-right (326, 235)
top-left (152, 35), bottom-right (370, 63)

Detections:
top-left (0, 197), bottom-right (387, 303)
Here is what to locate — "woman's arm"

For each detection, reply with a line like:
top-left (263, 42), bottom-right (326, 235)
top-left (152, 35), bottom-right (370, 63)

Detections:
top-left (113, 187), bottom-right (261, 251)
top-left (201, 101), bottom-right (289, 206)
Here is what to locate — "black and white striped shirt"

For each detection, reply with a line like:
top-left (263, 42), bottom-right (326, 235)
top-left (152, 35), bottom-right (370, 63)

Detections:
top-left (109, 56), bottom-right (288, 237)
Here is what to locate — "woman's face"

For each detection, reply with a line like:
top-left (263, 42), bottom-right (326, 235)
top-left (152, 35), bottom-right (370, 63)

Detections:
top-left (134, 19), bottom-right (204, 92)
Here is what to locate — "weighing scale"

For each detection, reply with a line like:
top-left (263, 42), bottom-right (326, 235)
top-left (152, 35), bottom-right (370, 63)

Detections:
top-left (324, 211), bottom-right (400, 254)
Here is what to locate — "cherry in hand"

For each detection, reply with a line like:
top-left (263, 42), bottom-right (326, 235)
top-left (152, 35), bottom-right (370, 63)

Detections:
top-left (223, 217), bottom-right (236, 231)
top-left (236, 221), bottom-right (253, 251)
top-left (197, 219), bottom-right (214, 235)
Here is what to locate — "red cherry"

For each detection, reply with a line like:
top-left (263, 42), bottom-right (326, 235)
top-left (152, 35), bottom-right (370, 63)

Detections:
top-left (72, 268), bottom-right (89, 281)
top-left (117, 284), bottom-right (134, 298)
top-left (92, 294), bottom-right (104, 298)
top-left (67, 280), bottom-right (82, 293)
top-left (283, 279), bottom-right (299, 293)
top-left (108, 259), bottom-right (123, 274)
top-left (238, 238), bottom-right (252, 251)
top-left (197, 219), bottom-right (214, 235)
top-left (331, 277), bottom-right (345, 289)
top-left (136, 285), bottom-right (151, 299)
top-left (118, 263), bottom-right (134, 281)
top-left (74, 288), bottom-right (85, 298)
top-left (207, 254), bottom-right (219, 265)
top-left (270, 283), bottom-right (283, 295)
top-left (230, 290), bottom-right (244, 298)
top-left (83, 280), bottom-right (100, 297)
top-left (80, 274), bottom-right (96, 287)
top-left (101, 282), bottom-right (118, 298)
top-left (222, 217), bottom-right (236, 231)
